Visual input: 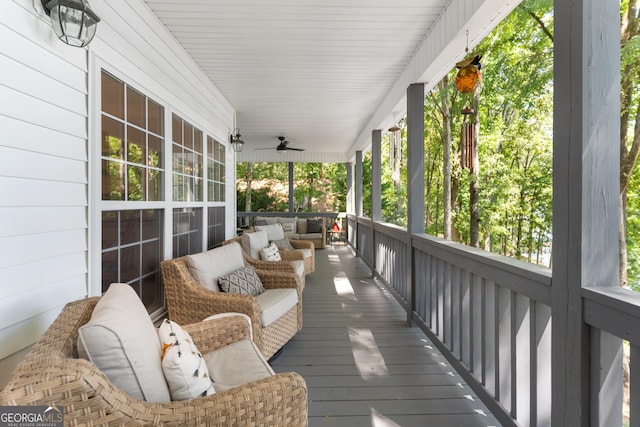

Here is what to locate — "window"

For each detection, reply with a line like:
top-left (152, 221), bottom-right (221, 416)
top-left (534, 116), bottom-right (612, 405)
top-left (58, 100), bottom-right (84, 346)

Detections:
top-left (207, 206), bottom-right (225, 249)
top-left (102, 210), bottom-right (164, 312)
top-left (173, 207), bottom-right (203, 258)
top-left (172, 114), bottom-right (203, 202)
top-left (98, 69), bottom-right (227, 314)
top-left (207, 136), bottom-right (225, 202)
top-left (101, 72), bottom-right (164, 201)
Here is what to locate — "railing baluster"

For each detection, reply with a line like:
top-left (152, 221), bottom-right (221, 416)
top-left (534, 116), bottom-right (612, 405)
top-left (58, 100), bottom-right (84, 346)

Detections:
top-left (632, 344), bottom-right (640, 427)
top-left (515, 293), bottom-right (530, 425)
top-left (485, 279), bottom-right (497, 396)
top-left (462, 269), bottom-right (471, 367)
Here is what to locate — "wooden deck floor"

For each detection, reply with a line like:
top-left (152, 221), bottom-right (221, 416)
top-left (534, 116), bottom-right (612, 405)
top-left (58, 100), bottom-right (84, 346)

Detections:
top-left (271, 245), bottom-right (502, 427)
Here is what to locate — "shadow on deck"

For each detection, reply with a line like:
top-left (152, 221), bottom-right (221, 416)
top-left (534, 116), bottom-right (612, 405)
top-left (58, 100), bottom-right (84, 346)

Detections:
top-left (271, 245), bottom-right (502, 427)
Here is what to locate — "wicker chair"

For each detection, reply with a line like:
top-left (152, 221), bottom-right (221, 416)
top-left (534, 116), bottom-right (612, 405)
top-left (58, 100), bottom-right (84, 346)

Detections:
top-left (0, 297), bottom-right (308, 426)
top-left (161, 255), bottom-right (302, 359)
top-left (225, 232), bottom-right (316, 276)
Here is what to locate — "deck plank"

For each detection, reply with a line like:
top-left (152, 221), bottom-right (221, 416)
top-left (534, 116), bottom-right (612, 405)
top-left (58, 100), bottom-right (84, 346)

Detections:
top-left (271, 246), bottom-right (502, 426)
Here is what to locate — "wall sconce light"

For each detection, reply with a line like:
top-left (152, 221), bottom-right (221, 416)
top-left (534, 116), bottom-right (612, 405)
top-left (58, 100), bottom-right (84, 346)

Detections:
top-left (230, 129), bottom-right (245, 153)
top-left (41, 0), bottom-right (100, 47)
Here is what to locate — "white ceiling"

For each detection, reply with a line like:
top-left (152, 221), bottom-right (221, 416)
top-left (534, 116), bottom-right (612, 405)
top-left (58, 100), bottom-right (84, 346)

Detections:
top-left (143, 0), bottom-right (518, 162)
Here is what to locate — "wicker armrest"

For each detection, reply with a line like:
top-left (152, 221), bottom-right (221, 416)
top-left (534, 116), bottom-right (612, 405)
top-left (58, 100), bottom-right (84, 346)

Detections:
top-left (182, 314), bottom-right (251, 354)
top-left (257, 269), bottom-right (300, 290)
top-left (279, 250), bottom-right (304, 261)
top-left (0, 358), bottom-right (308, 426)
top-left (243, 255), bottom-right (298, 274)
top-left (289, 240), bottom-right (314, 250)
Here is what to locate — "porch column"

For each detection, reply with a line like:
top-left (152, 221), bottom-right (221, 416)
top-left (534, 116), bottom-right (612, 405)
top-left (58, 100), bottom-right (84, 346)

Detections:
top-left (406, 83), bottom-right (425, 325)
top-left (407, 83), bottom-right (425, 234)
top-left (288, 162), bottom-right (294, 214)
top-left (346, 162), bottom-right (353, 215)
top-left (371, 130), bottom-right (382, 222)
top-left (552, 0), bottom-right (621, 426)
top-left (355, 151), bottom-right (363, 217)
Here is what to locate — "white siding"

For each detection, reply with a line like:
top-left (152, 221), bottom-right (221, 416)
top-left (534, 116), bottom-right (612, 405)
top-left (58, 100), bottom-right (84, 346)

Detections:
top-left (0, 0), bottom-right (235, 385)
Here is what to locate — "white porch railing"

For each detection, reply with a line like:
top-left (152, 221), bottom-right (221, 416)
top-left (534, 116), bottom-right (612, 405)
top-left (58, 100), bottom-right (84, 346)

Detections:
top-left (347, 214), bottom-right (639, 427)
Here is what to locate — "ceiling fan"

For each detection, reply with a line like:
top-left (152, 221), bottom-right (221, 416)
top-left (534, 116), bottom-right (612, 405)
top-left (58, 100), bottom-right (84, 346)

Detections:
top-left (255, 136), bottom-right (305, 152)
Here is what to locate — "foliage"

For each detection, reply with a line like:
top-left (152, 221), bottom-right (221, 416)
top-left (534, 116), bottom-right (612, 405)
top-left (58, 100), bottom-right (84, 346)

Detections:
top-left (422, 0), bottom-right (553, 263)
top-left (236, 162), bottom-right (347, 214)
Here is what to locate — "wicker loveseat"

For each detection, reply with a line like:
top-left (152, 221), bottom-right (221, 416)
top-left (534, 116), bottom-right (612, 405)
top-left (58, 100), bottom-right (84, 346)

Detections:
top-left (0, 296), bottom-right (308, 426)
top-left (161, 243), bottom-right (303, 359)
top-left (254, 216), bottom-right (326, 249)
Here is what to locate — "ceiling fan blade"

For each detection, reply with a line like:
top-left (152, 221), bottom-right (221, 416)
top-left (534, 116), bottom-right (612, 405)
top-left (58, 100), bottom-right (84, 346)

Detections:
top-left (287, 147), bottom-right (305, 151)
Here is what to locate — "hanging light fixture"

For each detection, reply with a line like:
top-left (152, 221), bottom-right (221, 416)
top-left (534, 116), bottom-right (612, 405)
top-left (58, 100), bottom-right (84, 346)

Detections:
top-left (229, 129), bottom-right (245, 153)
top-left (40, 0), bottom-right (100, 47)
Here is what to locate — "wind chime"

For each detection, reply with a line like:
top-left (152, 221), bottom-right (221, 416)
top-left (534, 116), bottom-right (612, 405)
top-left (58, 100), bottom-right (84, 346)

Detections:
top-left (388, 124), bottom-right (402, 181)
top-left (460, 120), bottom-right (474, 170)
top-left (454, 30), bottom-right (482, 170)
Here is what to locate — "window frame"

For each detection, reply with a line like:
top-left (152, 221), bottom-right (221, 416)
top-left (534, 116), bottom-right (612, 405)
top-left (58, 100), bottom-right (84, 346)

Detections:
top-left (90, 60), bottom-right (230, 320)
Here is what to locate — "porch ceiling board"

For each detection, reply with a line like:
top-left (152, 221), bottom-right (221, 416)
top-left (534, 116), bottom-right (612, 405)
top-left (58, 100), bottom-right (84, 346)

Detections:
top-left (143, 0), bottom-right (515, 162)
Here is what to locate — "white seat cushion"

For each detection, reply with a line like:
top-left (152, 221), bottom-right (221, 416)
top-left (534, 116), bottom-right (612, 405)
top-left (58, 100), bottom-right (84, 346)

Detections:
top-left (186, 242), bottom-right (245, 292)
top-left (297, 248), bottom-right (313, 259)
top-left (77, 283), bottom-right (171, 403)
top-left (299, 233), bottom-right (322, 240)
top-left (255, 288), bottom-right (298, 327)
top-left (204, 339), bottom-right (274, 391)
top-left (291, 260), bottom-right (305, 277)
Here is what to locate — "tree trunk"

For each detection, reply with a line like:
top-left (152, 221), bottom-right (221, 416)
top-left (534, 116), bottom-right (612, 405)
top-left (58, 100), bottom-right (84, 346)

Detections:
top-left (620, 0), bottom-right (640, 287)
top-left (621, 191), bottom-right (629, 287)
top-left (441, 77), bottom-right (452, 240)
top-left (244, 162), bottom-right (253, 227)
top-left (469, 96), bottom-right (480, 247)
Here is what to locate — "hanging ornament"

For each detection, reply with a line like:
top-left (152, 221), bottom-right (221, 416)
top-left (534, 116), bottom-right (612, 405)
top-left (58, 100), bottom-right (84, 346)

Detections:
top-left (454, 30), bottom-right (483, 95)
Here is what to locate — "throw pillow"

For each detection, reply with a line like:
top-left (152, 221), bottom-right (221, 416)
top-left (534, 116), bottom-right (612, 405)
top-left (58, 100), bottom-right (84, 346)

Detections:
top-left (218, 265), bottom-right (265, 296)
top-left (271, 238), bottom-right (295, 251)
top-left (158, 319), bottom-right (216, 400)
top-left (254, 219), bottom-right (267, 226)
top-left (278, 217), bottom-right (297, 234)
top-left (280, 222), bottom-right (296, 234)
top-left (261, 242), bottom-right (282, 261)
top-left (307, 218), bottom-right (323, 233)
top-left (255, 223), bottom-right (286, 241)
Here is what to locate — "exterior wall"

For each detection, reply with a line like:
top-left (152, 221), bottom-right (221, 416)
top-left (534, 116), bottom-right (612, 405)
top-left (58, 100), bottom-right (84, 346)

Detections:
top-left (0, 0), bottom-right (235, 386)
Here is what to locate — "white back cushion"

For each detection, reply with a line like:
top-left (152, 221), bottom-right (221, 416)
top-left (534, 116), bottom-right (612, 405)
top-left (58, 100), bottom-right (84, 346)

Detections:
top-left (255, 223), bottom-right (286, 241)
top-left (186, 242), bottom-right (245, 292)
top-left (242, 230), bottom-right (270, 259)
top-left (77, 283), bottom-right (171, 402)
